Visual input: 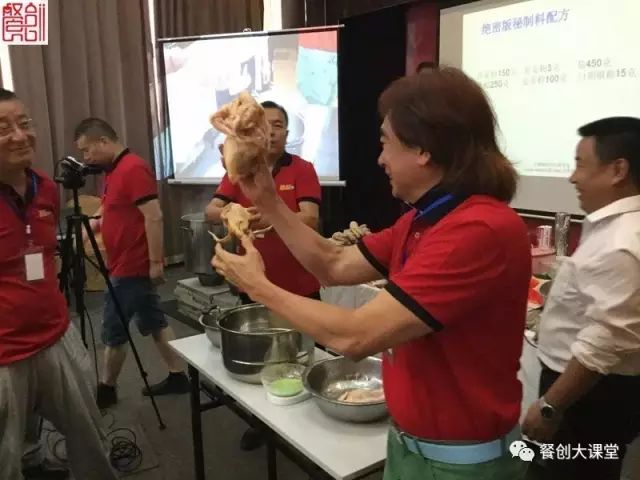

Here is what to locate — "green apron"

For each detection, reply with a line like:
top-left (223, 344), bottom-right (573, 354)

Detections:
top-left (383, 431), bottom-right (529, 480)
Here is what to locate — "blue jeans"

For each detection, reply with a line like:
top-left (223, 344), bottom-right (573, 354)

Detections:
top-left (102, 277), bottom-right (167, 346)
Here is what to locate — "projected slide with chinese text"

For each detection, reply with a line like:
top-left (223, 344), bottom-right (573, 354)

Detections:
top-left (463, 0), bottom-right (640, 178)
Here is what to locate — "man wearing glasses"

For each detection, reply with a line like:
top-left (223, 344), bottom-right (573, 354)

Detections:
top-left (0, 88), bottom-right (116, 479)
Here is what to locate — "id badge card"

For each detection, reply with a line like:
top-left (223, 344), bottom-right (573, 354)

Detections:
top-left (23, 245), bottom-right (45, 282)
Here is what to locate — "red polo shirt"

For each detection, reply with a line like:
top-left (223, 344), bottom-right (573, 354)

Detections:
top-left (215, 153), bottom-right (321, 296)
top-left (359, 189), bottom-right (531, 441)
top-left (101, 149), bottom-right (158, 278)
top-left (0, 169), bottom-right (69, 365)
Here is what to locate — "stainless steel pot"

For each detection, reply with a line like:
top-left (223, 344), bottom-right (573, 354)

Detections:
top-left (217, 304), bottom-right (315, 384)
top-left (180, 213), bottom-right (230, 286)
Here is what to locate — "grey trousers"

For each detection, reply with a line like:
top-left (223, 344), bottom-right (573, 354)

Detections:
top-left (21, 323), bottom-right (95, 469)
top-left (0, 326), bottom-right (118, 480)
top-left (21, 414), bottom-right (43, 469)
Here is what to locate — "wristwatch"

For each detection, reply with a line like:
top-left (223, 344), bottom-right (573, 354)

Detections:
top-left (539, 396), bottom-right (561, 420)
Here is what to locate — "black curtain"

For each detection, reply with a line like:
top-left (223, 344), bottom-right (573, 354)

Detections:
top-left (337, 5), bottom-right (407, 231)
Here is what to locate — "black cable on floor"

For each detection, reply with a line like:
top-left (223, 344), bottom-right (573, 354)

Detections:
top-left (102, 411), bottom-right (117, 431)
top-left (42, 421), bottom-right (66, 464)
top-left (43, 412), bottom-right (145, 473)
top-left (108, 427), bottom-right (143, 473)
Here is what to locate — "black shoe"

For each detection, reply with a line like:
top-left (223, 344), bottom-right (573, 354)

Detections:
top-left (96, 383), bottom-right (118, 410)
top-left (240, 427), bottom-right (264, 451)
top-left (142, 372), bottom-right (190, 396)
top-left (23, 459), bottom-right (69, 479)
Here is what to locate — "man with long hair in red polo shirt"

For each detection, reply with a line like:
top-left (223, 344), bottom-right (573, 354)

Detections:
top-left (212, 69), bottom-right (532, 479)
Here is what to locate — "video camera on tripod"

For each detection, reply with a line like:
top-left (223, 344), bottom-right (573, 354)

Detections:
top-left (55, 154), bottom-right (166, 429)
top-left (54, 155), bottom-right (103, 189)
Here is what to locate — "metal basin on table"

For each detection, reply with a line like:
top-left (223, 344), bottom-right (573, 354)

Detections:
top-left (217, 304), bottom-right (315, 384)
top-left (198, 306), bottom-right (224, 348)
top-left (303, 356), bottom-right (388, 423)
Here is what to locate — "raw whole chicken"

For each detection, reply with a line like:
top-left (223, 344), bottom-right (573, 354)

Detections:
top-left (209, 203), bottom-right (271, 244)
top-left (210, 91), bottom-right (269, 184)
top-left (338, 388), bottom-right (385, 403)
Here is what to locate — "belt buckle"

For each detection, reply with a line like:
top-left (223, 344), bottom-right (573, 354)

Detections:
top-left (395, 428), bottom-right (421, 455)
top-left (393, 426), bottom-right (404, 444)
top-left (391, 426), bottom-right (403, 443)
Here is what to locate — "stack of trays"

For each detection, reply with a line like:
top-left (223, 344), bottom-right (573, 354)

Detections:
top-left (174, 278), bottom-right (239, 321)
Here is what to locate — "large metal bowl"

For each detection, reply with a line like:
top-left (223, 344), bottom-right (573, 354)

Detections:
top-left (303, 356), bottom-right (388, 423)
top-left (217, 304), bottom-right (315, 384)
top-left (198, 306), bottom-right (222, 348)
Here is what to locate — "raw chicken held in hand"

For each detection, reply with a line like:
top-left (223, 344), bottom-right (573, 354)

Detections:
top-left (210, 91), bottom-right (269, 184)
top-left (208, 203), bottom-right (272, 244)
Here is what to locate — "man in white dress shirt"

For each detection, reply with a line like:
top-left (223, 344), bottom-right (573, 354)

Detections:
top-left (523, 117), bottom-right (640, 480)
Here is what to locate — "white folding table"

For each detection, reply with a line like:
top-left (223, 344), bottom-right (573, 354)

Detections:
top-left (169, 334), bottom-right (387, 480)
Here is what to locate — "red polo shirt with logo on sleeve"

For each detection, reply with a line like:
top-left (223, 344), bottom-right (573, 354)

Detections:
top-left (215, 153), bottom-right (321, 296)
top-left (358, 188), bottom-right (531, 441)
top-left (101, 148), bottom-right (158, 278)
top-left (0, 169), bottom-right (69, 365)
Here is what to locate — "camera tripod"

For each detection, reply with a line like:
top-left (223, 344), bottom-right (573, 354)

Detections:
top-left (58, 185), bottom-right (166, 429)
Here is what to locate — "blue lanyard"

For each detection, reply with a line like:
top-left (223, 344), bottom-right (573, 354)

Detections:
top-left (412, 194), bottom-right (454, 222)
top-left (30, 170), bottom-right (38, 201)
top-left (401, 193), bottom-right (455, 266)
top-left (0, 171), bottom-right (38, 223)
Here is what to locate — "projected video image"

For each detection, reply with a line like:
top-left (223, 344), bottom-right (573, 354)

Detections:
top-left (163, 29), bottom-right (339, 181)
